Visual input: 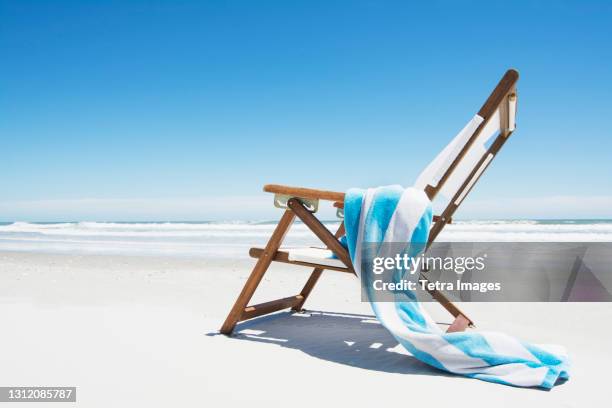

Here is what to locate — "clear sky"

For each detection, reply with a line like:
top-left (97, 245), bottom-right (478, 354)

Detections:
top-left (1, 0), bottom-right (611, 221)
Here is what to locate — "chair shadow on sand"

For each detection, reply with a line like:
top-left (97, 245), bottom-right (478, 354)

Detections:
top-left (213, 310), bottom-right (454, 378)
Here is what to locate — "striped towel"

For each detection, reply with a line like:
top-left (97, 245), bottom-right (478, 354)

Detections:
top-left (343, 185), bottom-right (570, 389)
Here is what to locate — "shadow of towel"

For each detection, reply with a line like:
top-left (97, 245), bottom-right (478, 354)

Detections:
top-left (214, 310), bottom-right (453, 377)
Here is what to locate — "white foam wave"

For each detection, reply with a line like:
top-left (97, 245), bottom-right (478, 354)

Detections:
top-left (0, 221), bottom-right (339, 238)
top-left (0, 220), bottom-right (610, 257)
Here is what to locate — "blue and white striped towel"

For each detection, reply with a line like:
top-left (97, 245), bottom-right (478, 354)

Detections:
top-left (343, 185), bottom-right (570, 389)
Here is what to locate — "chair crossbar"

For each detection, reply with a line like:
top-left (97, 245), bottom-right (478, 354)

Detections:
top-left (248, 247), bottom-right (353, 273)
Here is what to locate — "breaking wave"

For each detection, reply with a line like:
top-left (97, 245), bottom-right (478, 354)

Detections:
top-left (1, 220), bottom-right (610, 257)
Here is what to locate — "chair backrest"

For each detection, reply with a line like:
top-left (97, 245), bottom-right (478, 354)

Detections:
top-left (413, 69), bottom-right (519, 243)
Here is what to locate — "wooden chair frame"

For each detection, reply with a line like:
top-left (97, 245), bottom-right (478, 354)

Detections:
top-left (220, 69), bottom-right (519, 335)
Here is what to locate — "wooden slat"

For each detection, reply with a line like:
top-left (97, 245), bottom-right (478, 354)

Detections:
top-left (421, 73), bottom-right (519, 327)
top-left (264, 184), bottom-right (345, 202)
top-left (241, 295), bottom-right (304, 321)
top-left (434, 215), bottom-right (451, 224)
top-left (428, 123), bottom-right (514, 245)
top-left (292, 268), bottom-right (323, 311)
top-left (477, 69), bottom-right (519, 118)
top-left (249, 247), bottom-right (353, 273)
top-left (287, 198), bottom-right (353, 268)
top-left (426, 69), bottom-right (519, 200)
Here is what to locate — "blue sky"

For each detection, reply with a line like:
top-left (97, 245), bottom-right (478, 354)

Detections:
top-left (1, 0), bottom-right (611, 221)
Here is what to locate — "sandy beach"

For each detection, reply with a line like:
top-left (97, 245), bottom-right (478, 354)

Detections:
top-left (3, 0), bottom-right (612, 405)
top-left (0, 249), bottom-right (608, 407)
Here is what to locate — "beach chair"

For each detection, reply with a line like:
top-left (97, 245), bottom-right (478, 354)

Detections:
top-left (220, 69), bottom-right (519, 335)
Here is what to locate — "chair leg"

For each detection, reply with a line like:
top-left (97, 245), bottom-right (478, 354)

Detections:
top-left (292, 222), bottom-right (346, 312)
top-left (447, 314), bottom-right (471, 333)
top-left (421, 276), bottom-right (474, 328)
top-left (292, 268), bottom-right (323, 312)
top-left (220, 210), bottom-right (296, 335)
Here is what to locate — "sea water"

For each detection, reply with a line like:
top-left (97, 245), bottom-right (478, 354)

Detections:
top-left (0, 220), bottom-right (611, 258)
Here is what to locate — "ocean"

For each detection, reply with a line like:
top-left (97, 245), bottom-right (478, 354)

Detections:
top-left (0, 220), bottom-right (611, 258)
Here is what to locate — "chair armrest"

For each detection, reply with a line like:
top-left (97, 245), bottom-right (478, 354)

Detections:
top-left (263, 184), bottom-right (345, 203)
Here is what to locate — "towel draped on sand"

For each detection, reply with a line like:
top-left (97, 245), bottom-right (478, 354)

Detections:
top-left (343, 185), bottom-right (570, 389)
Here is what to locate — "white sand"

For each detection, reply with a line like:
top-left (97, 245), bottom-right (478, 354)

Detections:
top-left (0, 250), bottom-right (609, 407)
